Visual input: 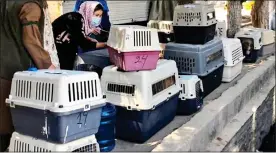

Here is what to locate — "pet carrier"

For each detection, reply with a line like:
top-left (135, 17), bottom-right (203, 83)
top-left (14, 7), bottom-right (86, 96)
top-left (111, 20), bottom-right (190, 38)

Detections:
top-left (107, 25), bottom-right (161, 71)
top-left (216, 20), bottom-right (227, 38)
top-left (221, 38), bottom-right (244, 82)
top-left (177, 75), bottom-right (204, 115)
top-left (235, 29), bottom-right (263, 63)
top-left (9, 132), bottom-right (100, 152)
top-left (6, 70), bottom-right (105, 143)
top-left (74, 49), bottom-right (111, 77)
top-left (246, 28), bottom-right (275, 57)
top-left (101, 60), bottom-right (180, 143)
top-left (95, 103), bottom-right (116, 152)
top-left (173, 3), bottom-right (217, 44)
top-left (147, 20), bottom-right (175, 43)
top-left (164, 38), bottom-right (224, 76)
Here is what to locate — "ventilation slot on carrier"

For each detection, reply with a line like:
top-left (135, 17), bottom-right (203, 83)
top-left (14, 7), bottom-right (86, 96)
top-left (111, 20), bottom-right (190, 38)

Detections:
top-left (180, 84), bottom-right (185, 94)
top-left (15, 80), bottom-right (32, 99)
top-left (195, 81), bottom-right (201, 103)
top-left (72, 144), bottom-right (98, 152)
top-left (33, 146), bottom-right (51, 152)
top-left (14, 140), bottom-right (30, 152)
top-left (68, 80), bottom-right (98, 102)
top-left (231, 47), bottom-right (243, 64)
top-left (35, 82), bottom-right (54, 102)
top-left (184, 12), bottom-right (201, 23)
top-left (206, 50), bottom-right (223, 64)
top-left (107, 83), bottom-right (135, 95)
top-left (152, 75), bottom-right (176, 95)
top-left (133, 31), bottom-right (151, 47)
top-left (168, 56), bottom-right (195, 73)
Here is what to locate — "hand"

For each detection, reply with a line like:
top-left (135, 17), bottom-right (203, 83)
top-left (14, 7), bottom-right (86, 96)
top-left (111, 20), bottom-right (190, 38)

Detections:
top-left (48, 64), bottom-right (56, 69)
top-left (90, 28), bottom-right (101, 35)
top-left (96, 42), bottom-right (106, 48)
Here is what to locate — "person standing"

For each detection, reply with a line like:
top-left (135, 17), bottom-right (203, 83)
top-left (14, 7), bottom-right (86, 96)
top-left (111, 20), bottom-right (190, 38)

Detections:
top-left (0, 0), bottom-right (59, 151)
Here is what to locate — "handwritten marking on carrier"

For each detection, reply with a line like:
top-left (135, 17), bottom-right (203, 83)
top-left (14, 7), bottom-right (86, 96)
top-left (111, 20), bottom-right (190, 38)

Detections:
top-left (134, 55), bottom-right (148, 68)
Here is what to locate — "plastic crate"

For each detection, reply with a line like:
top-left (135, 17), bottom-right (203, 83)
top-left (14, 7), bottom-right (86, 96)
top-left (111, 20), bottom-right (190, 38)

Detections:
top-left (246, 27), bottom-right (275, 46)
top-left (148, 20), bottom-right (174, 43)
top-left (101, 59), bottom-right (180, 110)
top-left (9, 132), bottom-right (100, 152)
top-left (216, 20), bottom-right (227, 38)
top-left (199, 65), bottom-right (224, 97)
top-left (95, 103), bottom-right (116, 152)
top-left (164, 38), bottom-right (224, 76)
top-left (107, 25), bottom-right (161, 71)
top-left (115, 93), bottom-right (178, 143)
top-left (221, 38), bottom-right (244, 82)
top-left (158, 21), bottom-right (174, 43)
top-left (173, 4), bottom-right (217, 44)
top-left (177, 75), bottom-right (204, 115)
top-left (235, 29), bottom-right (262, 63)
top-left (6, 70), bottom-right (106, 143)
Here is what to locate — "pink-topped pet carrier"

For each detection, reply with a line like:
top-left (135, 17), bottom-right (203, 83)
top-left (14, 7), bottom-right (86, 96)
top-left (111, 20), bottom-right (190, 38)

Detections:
top-left (107, 25), bottom-right (161, 71)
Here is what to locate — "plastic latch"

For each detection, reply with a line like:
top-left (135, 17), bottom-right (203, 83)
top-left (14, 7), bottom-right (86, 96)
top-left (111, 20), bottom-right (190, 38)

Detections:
top-left (10, 101), bottom-right (15, 108)
top-left (84, 104), bottom-right (90, 111)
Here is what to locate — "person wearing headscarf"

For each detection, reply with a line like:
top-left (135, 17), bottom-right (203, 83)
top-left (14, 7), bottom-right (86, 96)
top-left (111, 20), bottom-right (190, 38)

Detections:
top-left (52, 1), bottom-right (106, 70)
top-left (0, 0), bottom-right (59, 151)
top-left (74, 0), bottom-right (111, 31)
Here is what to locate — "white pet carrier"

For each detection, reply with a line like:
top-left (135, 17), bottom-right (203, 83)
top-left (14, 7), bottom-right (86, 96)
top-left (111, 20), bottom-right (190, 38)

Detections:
top-left (9, 132), bottom-right (100, 152)
top-left (216, 20), bottom-right (227, 37)
top-left (107, 25), bottom-right (161, 52)
top-left (159, 21), bottom-right (174, 33)
top-left (235, 29), bottom-right (263, 50)
top-left (6, 70), bottom-right (105, 143)
top-left (246, 27), bottom-right (275, 45)
top-left (148, 20), bottom-right (174, 34)
top-left (107, 1), bottom-right (150, 24)
top-left (101, 60), bottom-right (180, 110)
top-left (179, 75), bottom-right (203, 100)
top-left (221, 38), bottom-right (244, 82)
top-left (173, 3), bottom-right (217, 27)
top-left (147, 20), bottom-right (160, 30)
top-left (6, 70), bottom-right (105, 112)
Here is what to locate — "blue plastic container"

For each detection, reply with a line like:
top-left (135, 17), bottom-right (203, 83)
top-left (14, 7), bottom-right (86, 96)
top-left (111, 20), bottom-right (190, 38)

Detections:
top-left (115, 93), bottom-right (179, 143)
top-left (96, 103), bottom-right (116, 152)
top-left (10, 104), bottom-right (103, 144)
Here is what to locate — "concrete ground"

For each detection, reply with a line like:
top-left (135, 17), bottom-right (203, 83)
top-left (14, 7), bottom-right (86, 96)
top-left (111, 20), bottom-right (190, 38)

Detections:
top-left (114, 49), bottom-right (275, 152)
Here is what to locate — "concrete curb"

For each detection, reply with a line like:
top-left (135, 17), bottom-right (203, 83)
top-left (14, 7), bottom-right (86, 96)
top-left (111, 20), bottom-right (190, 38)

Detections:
top-left (152, 56), bottom-right (275, 151)
top-left (206, 76), bottom-right (275, 151)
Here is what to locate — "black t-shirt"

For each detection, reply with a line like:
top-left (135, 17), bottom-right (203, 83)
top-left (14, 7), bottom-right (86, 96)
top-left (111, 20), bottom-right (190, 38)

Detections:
top-left (52, 12), bottom-right (97, 70)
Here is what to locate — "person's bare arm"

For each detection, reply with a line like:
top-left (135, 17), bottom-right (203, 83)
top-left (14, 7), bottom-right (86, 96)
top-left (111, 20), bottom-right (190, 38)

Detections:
top-left (19, 2), bottom-right (54, 69)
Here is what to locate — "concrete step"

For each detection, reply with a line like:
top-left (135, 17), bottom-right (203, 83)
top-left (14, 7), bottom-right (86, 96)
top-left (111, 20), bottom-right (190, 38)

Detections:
top-left (206, 76), bottom-right (275, 151)
top-left (152, 56), bottom-right (275, 151)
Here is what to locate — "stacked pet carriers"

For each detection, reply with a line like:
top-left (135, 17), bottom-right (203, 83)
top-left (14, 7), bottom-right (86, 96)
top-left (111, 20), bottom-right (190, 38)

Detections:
top-left (221, 38), bottom-right (244, 82)
top-left (107, 25), bottom-right (161, 71)
top-left (101, 60), bottom-right (180, 143)
top-left (6, 70), bottom-right (106, 152)
top-left (235, 28), bottom-right (263, 63)
top-left (147, 20), bottom-right (175, 43)
top-left (173, 3), bottom-right (217, 44)
top-left (165, 38), bottom-right (223, 97)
